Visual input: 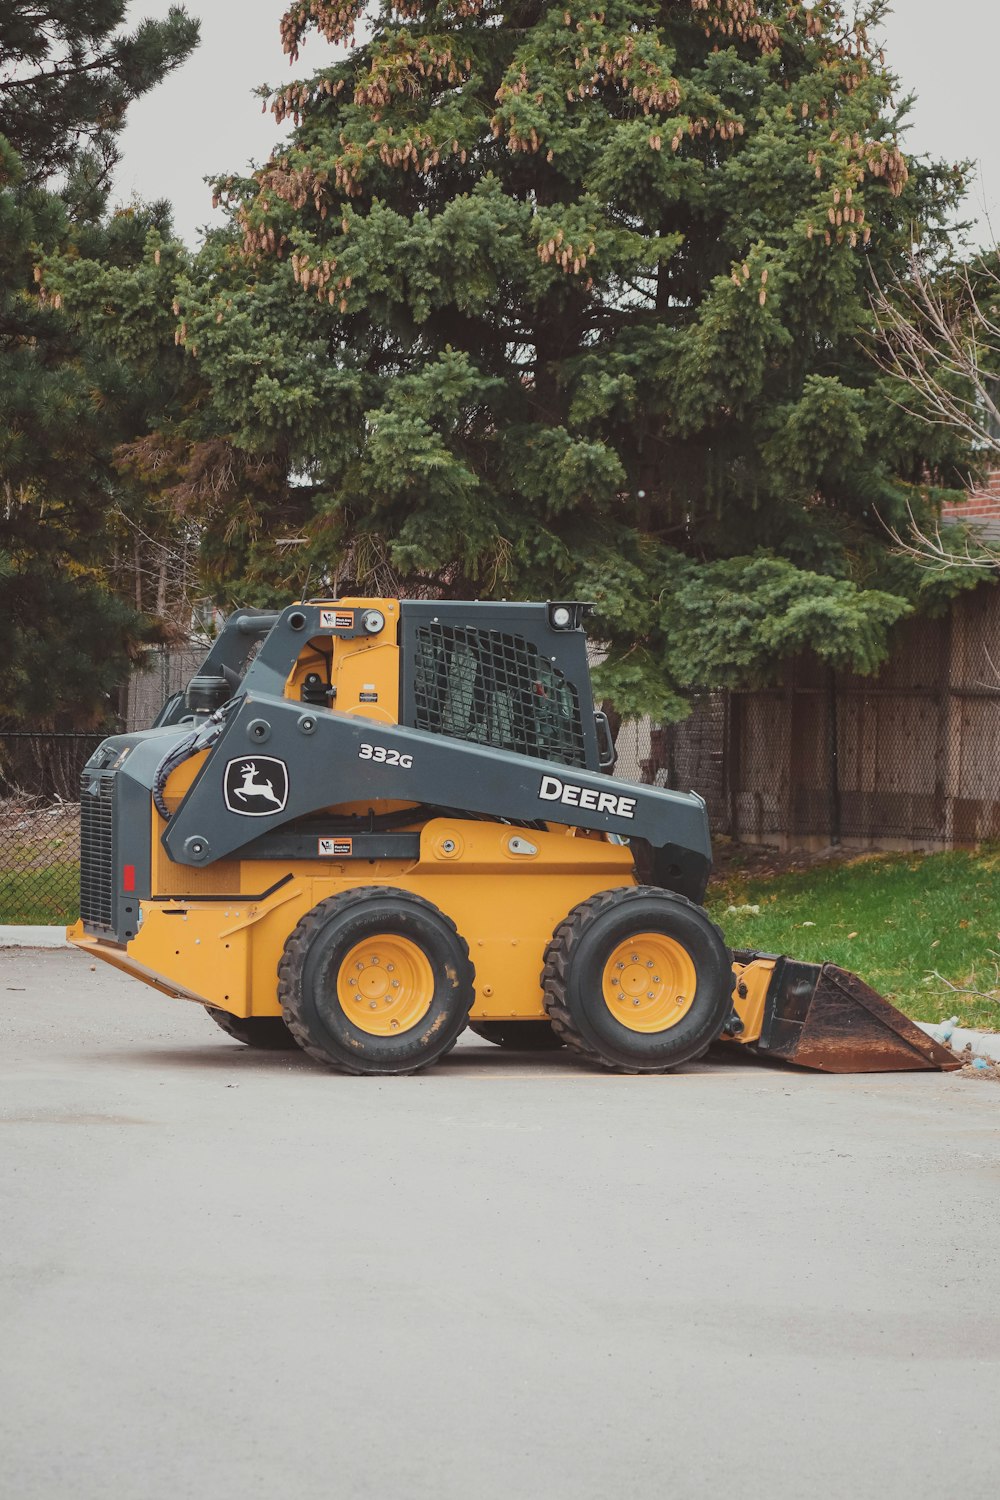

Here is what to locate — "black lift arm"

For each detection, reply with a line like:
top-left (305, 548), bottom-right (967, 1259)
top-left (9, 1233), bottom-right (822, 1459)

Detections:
top-left (161, 692), bottom-right (713, 901)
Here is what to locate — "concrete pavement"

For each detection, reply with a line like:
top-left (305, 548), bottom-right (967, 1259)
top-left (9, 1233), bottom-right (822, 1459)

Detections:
top-left (2, 948), bottom-right (998, 1500)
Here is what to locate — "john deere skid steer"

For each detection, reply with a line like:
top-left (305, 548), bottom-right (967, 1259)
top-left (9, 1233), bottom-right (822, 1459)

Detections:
top-left (69, 598), bottom-right (955, 1076)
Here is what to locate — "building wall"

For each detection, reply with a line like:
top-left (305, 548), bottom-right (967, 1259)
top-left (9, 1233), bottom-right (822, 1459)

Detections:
top-left (940, 470), bottom-right (1000, 538)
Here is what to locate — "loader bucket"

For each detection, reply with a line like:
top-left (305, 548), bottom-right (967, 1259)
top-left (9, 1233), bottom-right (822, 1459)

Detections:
top-left (732, 953), bottom-right (960, 1073)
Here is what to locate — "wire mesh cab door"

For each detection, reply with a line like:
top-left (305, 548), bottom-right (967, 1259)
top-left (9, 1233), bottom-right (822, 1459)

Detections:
top-left (398, 601), bottom-right (601, 773)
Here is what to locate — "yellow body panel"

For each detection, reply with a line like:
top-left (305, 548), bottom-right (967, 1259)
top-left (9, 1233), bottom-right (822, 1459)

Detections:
top-left (75, 819), bottom-right (637, 1020)
top-left (727, 956), bottom-right (777, 1043)
top-left (283, 597), bottom-right (401, 724)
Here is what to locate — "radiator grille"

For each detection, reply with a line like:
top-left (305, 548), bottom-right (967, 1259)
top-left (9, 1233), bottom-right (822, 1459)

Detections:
top-left (412, 624), bottom-right (587, 768)
top-left (80, 771), bottom-right (115, 927)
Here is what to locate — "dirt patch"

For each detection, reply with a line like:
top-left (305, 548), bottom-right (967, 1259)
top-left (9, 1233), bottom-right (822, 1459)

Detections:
top-left (948, 1042), bottom-right (1000, 1082)
top-left (707, 836), bottom-right (896, 887)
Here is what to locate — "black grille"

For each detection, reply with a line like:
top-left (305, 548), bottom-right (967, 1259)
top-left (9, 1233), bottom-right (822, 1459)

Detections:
top-left (79, 771), bottom-right (115, 927)
top-left (412, 624), bottom-right (587, 768)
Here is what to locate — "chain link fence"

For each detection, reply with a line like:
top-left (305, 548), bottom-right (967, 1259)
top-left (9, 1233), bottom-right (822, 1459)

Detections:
top-left (0, 644), bottom-right (203, 924)
top-left (0, 736), bottom-right (104, 924)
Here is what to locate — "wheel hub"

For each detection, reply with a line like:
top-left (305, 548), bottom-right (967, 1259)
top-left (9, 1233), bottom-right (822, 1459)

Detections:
top-left (601, 932), bottom-right (697, 1034)
top-left (336, 935), bottom-right (434, 1036)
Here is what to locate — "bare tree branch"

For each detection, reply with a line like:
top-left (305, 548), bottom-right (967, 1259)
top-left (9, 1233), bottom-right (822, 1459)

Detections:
top-left (923, 952), bottom-right (1000, 1002)
top-left (881, 501), bottom-right (1000, 570)
top-left (870, 252), bottom-right (1000, 442)
top-left (870, 246), bottom-right (1000, 570)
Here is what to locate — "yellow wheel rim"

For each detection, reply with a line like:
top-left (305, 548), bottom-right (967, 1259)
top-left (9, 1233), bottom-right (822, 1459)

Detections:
top-left (601, 932), bottom-right (697, 1034)
top-left (336, 935), bottom-right (435, 1037)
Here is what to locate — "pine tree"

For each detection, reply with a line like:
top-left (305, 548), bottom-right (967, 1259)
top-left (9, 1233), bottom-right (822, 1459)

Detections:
top-left (50, 2), bottom-right (981, 717)
top-left (0, 3), bottom-right (198, 188)
top-left (0, 4), bottom-right (199, 726)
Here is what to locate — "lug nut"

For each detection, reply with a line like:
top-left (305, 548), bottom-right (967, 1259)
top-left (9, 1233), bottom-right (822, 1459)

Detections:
top-left (647, 991), bottom-right (654, 999)
top-left (370, 1001), bottom-right (378, 1009)
top-left (633, 998), bottom-right (640, 1006)
top-left (646, 960), bottom-right (653, 968)
top-left (391, 980), bottom-right (399, 989)
top-left (386, 963), bottom-right (394, 972)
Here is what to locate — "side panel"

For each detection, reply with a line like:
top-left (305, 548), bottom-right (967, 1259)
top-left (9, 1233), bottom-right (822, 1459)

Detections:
top-left (102, 821), bottom-right (637, 1019)
top-left (332, 641), bottom-right (400, 724)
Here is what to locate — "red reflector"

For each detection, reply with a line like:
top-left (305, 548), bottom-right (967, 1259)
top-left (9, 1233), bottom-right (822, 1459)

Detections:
top-left (122, 864), bottom-right (136, 893)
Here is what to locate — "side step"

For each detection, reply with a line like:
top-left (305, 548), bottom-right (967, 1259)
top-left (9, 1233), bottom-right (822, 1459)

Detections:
top-left (729, 953), bottom-right (960, 1073)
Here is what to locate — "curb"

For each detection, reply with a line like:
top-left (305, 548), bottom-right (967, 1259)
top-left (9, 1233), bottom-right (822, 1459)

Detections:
top-left (916, 1018), bottom-right (1000, 1065)
top-left (0, 926), bottom-right (70, 949)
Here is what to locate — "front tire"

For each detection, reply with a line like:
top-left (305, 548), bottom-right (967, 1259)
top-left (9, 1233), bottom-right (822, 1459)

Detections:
top-left (542, 887), bottom-right (733, 1073)
top-left (278, 887), bottom-right (475, 1075)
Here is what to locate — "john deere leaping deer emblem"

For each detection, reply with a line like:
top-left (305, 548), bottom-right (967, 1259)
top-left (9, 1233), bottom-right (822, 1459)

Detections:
top-left (223, 756), bottom-right (289, 816)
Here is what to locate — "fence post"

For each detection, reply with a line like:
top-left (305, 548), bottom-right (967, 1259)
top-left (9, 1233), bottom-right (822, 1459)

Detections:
top-left (828, 667), bottom-right (841, 846)
top-left (727, 690), bottom-right (741, 839)
top-left (935, 609), bottom-right (954, 845)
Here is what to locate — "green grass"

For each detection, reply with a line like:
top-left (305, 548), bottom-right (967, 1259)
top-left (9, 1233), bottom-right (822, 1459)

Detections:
top-left (0, 865), bottom-right (79, 925)
top-left (707, 846), bottom-right (1000, 1030)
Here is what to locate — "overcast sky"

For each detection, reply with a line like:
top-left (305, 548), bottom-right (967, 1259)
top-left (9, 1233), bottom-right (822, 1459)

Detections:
top-left (113, 1), bottom-right (999, 248)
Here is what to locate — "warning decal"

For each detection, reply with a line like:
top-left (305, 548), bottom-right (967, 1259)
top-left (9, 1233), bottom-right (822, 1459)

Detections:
top-left (319, 609), bottom-right (356, 630)
top-left (318, 837), bottom-right (353, 857)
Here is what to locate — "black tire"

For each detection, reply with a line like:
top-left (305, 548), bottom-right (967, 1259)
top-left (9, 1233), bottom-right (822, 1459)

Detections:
top-left (542, 886), bottom-right (734, 1073)
top-left (468, 1021), bottom-right (564, 1050)
top-left (277, 887), bottom-right (475, 1075)
top-left (204, 1006), bottom-right (299, 1050)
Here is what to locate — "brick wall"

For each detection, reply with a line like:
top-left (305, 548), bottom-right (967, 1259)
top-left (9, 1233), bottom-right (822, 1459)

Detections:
top-left (941, 469), bottom-right (1000, 529)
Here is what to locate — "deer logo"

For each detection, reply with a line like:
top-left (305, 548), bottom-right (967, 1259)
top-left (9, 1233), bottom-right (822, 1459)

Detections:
top-left (223, 756), bottom-right (289, 817)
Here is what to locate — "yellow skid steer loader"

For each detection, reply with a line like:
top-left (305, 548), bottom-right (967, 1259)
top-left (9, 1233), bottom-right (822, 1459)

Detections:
top-left (69, 598), bottom-right (956, 1076)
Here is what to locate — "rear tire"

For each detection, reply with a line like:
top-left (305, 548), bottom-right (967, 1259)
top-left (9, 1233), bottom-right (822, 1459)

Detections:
top-left (542, 886), bottom-right (733, 1073)
top-left (468, 1021), bottom-right (564, 1050)
top-left (204, 1006), bottom-right (299, 1050)
top-left (278, 887), bottom-right (475, 1075)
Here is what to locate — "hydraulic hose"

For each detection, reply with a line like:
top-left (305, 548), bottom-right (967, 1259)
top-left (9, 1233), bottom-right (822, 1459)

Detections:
top-left (152, 695), bottom-right (241, 822)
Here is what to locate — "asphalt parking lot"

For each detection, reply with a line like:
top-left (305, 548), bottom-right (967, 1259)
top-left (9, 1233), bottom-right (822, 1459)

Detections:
top-left (2, 947), bottom-right (999, 1500)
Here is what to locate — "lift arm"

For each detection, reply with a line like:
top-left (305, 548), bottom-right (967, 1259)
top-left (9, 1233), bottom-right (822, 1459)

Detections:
top-left (161, 691), bottom-right (713, 901)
